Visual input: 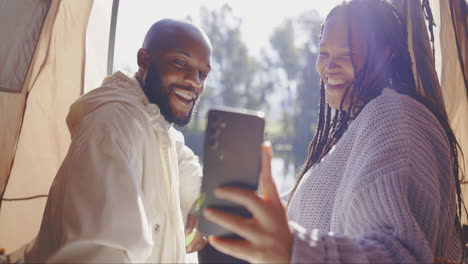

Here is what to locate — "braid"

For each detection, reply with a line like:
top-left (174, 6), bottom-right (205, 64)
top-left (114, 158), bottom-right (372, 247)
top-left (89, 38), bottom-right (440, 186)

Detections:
top-left (289, 81), bottom-right (331, 205)
top-left (422, 0), bottom-right (437, 61)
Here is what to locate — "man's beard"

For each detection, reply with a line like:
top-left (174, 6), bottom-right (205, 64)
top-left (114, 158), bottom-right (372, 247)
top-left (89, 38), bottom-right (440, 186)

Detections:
top-left (142, 64), bottom-right (199, 127)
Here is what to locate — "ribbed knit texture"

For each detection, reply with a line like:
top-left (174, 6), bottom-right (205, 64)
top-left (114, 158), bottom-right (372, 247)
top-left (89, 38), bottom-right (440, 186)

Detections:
top-left (287, 88), bottom-right (461, 263)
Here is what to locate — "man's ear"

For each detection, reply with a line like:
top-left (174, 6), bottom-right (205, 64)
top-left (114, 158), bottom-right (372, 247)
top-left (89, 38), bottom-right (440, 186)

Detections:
top-left (137, 48), bottom-right (149, 71)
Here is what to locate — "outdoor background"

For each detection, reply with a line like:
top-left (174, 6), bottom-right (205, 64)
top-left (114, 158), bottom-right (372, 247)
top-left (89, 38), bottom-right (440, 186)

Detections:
top-left (112, 0), bottom-right (341, 193)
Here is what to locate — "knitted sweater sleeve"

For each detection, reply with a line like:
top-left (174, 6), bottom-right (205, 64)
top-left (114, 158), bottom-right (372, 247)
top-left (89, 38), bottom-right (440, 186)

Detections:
top-left (289, 93), bottom-right (456, 263)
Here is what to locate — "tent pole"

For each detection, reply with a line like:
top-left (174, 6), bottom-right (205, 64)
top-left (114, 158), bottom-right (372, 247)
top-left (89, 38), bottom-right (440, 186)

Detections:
top-left (107, 0), bottom-right (119, 76)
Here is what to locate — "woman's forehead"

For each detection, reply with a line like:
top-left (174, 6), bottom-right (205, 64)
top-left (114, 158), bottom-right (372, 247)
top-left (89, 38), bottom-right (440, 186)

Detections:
top-left (320, 14), bottom-right (349, 47)
top-left (320, 12), bottom-right (368, 51)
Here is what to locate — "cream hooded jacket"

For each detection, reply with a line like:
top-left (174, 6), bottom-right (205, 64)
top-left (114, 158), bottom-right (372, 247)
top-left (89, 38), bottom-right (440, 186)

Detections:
top-left (26, 71), bottom-right (202, 263)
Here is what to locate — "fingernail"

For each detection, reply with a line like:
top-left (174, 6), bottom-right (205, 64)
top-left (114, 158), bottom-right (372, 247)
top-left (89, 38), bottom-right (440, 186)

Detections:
top-left (203, 208), bottom-right (213, 218)
top-left (208, 235), bottom-right (217, 244)
top-left (213, 188), bottom-right (227, 199)
top-left (203, 208), bottom-right (210, 215)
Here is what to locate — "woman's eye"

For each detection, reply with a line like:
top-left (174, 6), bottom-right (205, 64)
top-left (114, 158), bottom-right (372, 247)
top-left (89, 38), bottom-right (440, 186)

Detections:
top-left (199, 72), bottom-right (208, 80)
top-left (342, 54), bottom-right (352, 59)
top-left (319, 51), bottom-right (329, 56)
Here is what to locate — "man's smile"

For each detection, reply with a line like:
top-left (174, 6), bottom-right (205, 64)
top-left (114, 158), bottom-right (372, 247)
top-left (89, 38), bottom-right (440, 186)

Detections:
top-left (170, 86), bottom-right (197, 110)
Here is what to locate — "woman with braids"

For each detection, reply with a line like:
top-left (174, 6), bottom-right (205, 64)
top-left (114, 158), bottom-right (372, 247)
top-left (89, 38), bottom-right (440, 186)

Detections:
top-left (202, 0), bottom-right (465, 263)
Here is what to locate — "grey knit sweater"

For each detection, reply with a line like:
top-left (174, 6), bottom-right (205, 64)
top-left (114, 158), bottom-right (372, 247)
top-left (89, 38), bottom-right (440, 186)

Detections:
top-left (287, 88), bottom-right (461, 263)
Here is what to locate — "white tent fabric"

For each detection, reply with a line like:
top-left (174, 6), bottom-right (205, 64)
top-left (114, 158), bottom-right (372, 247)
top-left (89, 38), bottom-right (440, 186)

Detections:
top-left (0, 0), bottom-right (113, 253)
top-left (84, 0), bottom-right (113, 94)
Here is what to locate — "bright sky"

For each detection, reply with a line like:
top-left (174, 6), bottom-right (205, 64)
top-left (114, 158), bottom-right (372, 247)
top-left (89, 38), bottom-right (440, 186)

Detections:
top-left (113, 0), bottom-right (342, 72)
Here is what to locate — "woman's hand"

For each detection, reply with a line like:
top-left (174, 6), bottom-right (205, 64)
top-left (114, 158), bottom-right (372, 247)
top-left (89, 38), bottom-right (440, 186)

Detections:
top-left (203, 142), bottom-right (293, 263)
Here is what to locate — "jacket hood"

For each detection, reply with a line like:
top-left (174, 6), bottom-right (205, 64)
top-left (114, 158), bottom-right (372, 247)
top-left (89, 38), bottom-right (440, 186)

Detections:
top-left (66, 71), bottom-right (154, 133)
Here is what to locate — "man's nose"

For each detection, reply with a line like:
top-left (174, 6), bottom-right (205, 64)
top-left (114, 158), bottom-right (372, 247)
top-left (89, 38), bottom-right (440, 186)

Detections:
top-left (184, 70), bottom-right (202, 90)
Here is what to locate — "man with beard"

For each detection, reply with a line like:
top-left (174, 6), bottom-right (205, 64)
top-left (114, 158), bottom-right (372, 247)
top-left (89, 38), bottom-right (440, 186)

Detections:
top-left (25, 19), bottom-right (212, 263)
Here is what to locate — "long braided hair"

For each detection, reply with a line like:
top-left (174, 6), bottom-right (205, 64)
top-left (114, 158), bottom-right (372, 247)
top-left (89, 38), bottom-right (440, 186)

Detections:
top-left (289, 0), bottom-right (466, 257)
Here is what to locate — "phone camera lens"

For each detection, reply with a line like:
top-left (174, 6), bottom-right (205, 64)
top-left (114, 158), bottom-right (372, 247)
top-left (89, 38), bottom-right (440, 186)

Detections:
top-left (208, 138), bottom-right (218, 149)
top-left (208, 125), bottom-right (221, 137)
top-left (208, 126), bottom-right (217, 135)
top-left (210, 113), bottom-right (219, 123)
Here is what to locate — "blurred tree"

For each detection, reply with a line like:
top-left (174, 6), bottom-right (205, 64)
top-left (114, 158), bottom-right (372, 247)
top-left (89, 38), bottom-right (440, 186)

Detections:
top-left (269, 10), bottom-right (322, 172)
top-left (199, 4), bottom-right (268, 109)
top-left (292, 10), bottom-right (322, 170)
top-left (269, 19), bottom-right (298, 143)
top-left (178, 4), bottom-right (270, 156)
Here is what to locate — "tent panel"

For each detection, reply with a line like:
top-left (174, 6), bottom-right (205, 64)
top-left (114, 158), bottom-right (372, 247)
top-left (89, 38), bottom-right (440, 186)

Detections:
top-left (409, 0), bottom-right (446, 106)
top-left (0, 0), bottom-right (94, 253)
top-left (84, 0), bottom-right (113, 93)
top-left (0, 94), bottom-right (26, 198)
top-left (0, 0), bottom-right (52, 93)
top-left (450, 0), bottom-right (468, 97)
top-left (0, 0), bottom-right (61, 206)
top-left (0, 200), bottom-right (45, 255)
top-left (429, 0), bottom-right (442, 81)
top-left (390, 0), bottom-right (446, 108)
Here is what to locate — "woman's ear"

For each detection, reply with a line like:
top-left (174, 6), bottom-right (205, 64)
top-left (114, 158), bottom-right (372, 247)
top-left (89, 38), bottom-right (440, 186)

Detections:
top-left (384, 46), bottom-right (392, 61)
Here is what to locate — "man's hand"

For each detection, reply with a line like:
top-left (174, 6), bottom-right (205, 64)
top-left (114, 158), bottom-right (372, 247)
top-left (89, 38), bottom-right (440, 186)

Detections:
top-left (185, 206), bottom-right (207, 253)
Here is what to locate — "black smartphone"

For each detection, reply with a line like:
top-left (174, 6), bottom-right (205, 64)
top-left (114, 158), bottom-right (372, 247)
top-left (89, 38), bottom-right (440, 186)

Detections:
top-left (198, 107), bottom-right (265, 237)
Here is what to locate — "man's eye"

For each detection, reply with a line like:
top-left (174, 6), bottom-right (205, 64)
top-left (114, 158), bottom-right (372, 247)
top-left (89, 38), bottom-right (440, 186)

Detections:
top-left (174, 60), bottom-right (186, 67)
top-left (319, 51), bottom-right (329, 56)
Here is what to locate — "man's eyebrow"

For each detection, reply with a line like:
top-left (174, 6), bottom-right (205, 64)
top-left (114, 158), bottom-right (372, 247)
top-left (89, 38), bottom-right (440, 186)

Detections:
top-left (176, 51), bottom-right (211, 70)
top-left (177, 51), bottom-right (191, 58)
